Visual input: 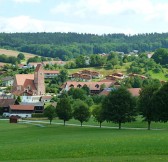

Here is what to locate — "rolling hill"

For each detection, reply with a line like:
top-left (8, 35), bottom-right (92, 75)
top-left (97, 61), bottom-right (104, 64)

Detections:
top-left (0, 48), bottom-right (37, 60)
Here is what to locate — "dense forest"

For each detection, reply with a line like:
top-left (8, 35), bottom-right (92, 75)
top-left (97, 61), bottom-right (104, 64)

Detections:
top-left (1, 32), bottom-right (168, 60)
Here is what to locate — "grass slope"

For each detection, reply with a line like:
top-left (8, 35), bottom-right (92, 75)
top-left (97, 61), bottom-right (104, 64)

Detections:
top-left (1, 120), bottom-right (168, 162)
top-left (0, 48), bottom-right (37, 60)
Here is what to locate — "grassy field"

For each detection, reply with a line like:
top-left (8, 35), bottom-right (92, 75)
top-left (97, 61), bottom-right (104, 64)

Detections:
top-left (0, 48), bottom-right (37, 60)
top-left (148, 69), bottom-right (168, 81)
top-left (68, 63), bottom-right (130, 78)
top-left (1, 120), bottom-right (168, 162)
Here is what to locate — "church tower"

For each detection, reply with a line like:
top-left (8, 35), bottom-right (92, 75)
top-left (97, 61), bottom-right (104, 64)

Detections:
top-left (34, 64), bottom-right (45, 95)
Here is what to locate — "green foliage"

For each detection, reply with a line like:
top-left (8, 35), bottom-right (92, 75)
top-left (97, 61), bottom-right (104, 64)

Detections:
top-left (90, 54), bottom-right (106, 67)
top-left (27, 56), bottom-right (42, 63)
top-left (49, 69), bottom-right (68, 86)
top-left (73, 99), bottom-right (91, 126)
top-left (32, 113), bottom-right (45, 118)
top-left (138, 85), bottom-right (160, 130)
top-left (17, 53), bottom-right (25, 60)
top-left (92, 104), bottom-right (105, 128)
top-left (92, 95), bottom-right (106, 104)
top-left (75, 55), bottom-right (88, 68)
top-left (44, 105), bottom-right (56, 124)
top-left (152, 82), bottom-right (168, 122)
top-left (0, 54), bottom-right (20, 64)
top-left (81, 84), bottom-right (90, 95)
top-left (68, 88), bottom-right (87, 100)
top-left (1, 32), bottom-right (168, 60)
top-left (103, 87), bottom-right (137, 129)
top-left (122, 76), bottom-right (143, 88)
top-left (56, 97), bottom-right (72, 126)
top-left (153, 64), bottom-right (163, 73)
top-left (16, 96), bottom-right (22, 103)
top-left (0, 107), bottom-right (3, 116)
top-left (46, 85), bottom-right (58, 94)
top-left (152, 48), bottom-right (168, 65)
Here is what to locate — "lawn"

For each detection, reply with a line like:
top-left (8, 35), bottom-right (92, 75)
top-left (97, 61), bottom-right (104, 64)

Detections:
top-left (68, 63), bottom-right (130, 78)
top-left (148, 69), bottom-right (168, 81)
top-left (1, 120), bottom-right (168, 162)
top-left (0, 48), bottom-right (37, 60)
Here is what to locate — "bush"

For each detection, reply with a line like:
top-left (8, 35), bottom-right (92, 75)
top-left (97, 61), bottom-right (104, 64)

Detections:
top-left (32, 113), bottom-right (45, 118)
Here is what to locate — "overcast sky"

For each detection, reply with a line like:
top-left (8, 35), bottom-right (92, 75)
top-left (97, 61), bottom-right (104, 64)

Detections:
top-left (0, 0), bottom-right (168, 34)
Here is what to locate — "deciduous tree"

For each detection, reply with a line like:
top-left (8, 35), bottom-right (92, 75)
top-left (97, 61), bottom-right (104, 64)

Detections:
top-left (92, 104), bottom-right (105, 128)
top-left (56, 97), bottom-right (72, 126)
top-left (44, 105), bottom-right (56, 125)
top-left (138, 85), bottom-right (159, 130)
top-left (103, 87), bottom-right (136, 129)
top-left (73, 100), bottom-right (90, 126)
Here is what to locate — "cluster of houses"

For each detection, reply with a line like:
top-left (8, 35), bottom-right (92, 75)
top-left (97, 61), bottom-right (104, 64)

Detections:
top-left (70, 69), bottom-right (102, 81)
top-left (18, 60), bottom-right (66, 69)
top-left (0, 62), bottom-right (146, 119)
top-left (0, 64), bottom-right (53, 118)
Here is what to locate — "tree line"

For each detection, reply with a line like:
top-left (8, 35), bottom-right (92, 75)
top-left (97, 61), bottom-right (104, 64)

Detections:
top-left (1, 32), bottom-right (168, 60)
top-left (44, 82), bottom-right (168, 130)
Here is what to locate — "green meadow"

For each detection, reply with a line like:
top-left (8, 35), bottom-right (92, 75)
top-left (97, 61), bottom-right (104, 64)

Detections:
top-left (1, 120), bottom-right (168, 162)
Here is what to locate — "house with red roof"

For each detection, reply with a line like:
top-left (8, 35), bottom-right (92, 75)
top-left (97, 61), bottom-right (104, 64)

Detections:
top-left (62, 80), bottom-right (115, 94)
top-left (12, 64), bottom-right (45, 96)
top-left (44, 70), bottom-right (59, 78)
top-left (9, 105), bottom-right (35, 118)
top-left (99, 88), bottom-right (141, 97)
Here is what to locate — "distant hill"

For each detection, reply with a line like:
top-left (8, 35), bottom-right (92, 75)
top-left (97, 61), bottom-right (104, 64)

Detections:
top-left (0, 48), bottom-right (37, 60)
top-left (1, 32), bottom-right (168, 60)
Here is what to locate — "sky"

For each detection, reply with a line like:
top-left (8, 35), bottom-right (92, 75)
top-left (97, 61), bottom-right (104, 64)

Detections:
top-left (0, 0), bottom-right (168, 35)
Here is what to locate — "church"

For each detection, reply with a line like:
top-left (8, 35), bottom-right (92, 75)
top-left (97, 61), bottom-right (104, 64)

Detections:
top-left (12, 64), bottom-right (45, 96)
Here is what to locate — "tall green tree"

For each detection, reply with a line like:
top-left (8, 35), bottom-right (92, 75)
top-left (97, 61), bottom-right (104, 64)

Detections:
top-left (17, 53), bottom-right (25, 60)
top-left (152, 83), bottom-right (168, 122)
top-left (68, 88), bottom-right (87, 100)
top-left (92, 104), bottom-right (105, 128)
top-left (138, 85), bottom-right (159, 130)
top-left (103, 87), bottom-right (136, 129)
top-left (59, 69), bottom-right (68, 83)
top-left (75, 55), bottom-right (87, 68)
top-left (56, 97), bottom-right (72, 126)
top-left (152, 48), bottom-right (168, 65)
top-left (44, 105), bottom-right (56, 125)
top-left (0, 107), bottom-right (3, 116)
top-left (73, 100), bottom-right (90, 126)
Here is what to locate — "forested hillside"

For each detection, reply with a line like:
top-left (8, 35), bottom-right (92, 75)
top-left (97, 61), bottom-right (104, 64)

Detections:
top-left (1, 32), bottom-right (168, 60)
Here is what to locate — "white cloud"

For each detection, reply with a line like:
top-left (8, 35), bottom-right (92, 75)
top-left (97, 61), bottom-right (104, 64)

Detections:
top-left (0, 15), bottom-right (135, 34)
top-left (13, 0), bottom-right (40, 3)
top-left (50, 0), bottom-right (168, 21)
top-left (0, 16), bottom-right (44, 32)
top-left (1, 0), bottom-right (168, 34)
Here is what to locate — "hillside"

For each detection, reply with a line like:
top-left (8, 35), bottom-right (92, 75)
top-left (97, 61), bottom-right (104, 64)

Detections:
top-left (0, 48), bottom-right (37, 60)
top-left (1, 32), bottom-right (168, 60)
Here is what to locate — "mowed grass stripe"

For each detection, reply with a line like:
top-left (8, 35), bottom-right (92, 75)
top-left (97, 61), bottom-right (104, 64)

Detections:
top-left (1, 120), bottom-right (168, 161)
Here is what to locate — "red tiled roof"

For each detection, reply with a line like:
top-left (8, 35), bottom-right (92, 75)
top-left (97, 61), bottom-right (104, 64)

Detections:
top-left (15, 74), bottom-right (34, 85)
top-left (10, 105), bottom-right (34, 110)
top-left (23, 79), bottom-right (36, 91)
top-left (44, 70), bottom-right (59, 74)
top-left (99, 90), bottom-right (110, 96)
top-left (0, 99), bottom-right (16, 107)
top-left (43, 61), bottom-right (66, 65)
top-left (41, 96), bottom-right (52, 100)
top-left (128, 88), bottom-right (141, 96)
top-left (65, 81), bottom-right (113, 91)
top-left (99, 88), bottom-right (141, 96)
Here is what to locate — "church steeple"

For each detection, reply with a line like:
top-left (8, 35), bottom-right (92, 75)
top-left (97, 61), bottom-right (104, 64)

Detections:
top-left (34, 64), bottom-right (45, 95)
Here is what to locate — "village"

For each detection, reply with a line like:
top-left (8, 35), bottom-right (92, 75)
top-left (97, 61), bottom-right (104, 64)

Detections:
top-left (0, 58), bottom-right (149, 119)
